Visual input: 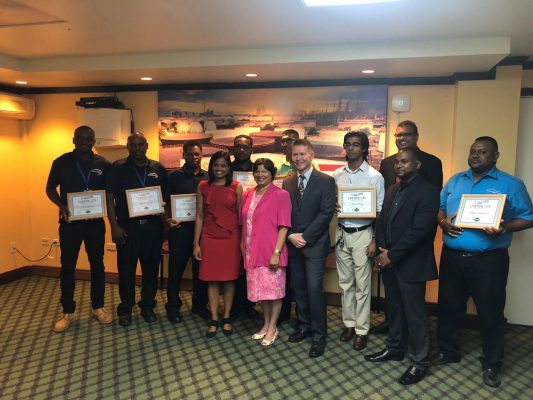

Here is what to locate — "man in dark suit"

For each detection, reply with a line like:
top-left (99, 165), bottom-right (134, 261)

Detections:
top-left (365, 147), bottom-right (439, 385)
top-left (282, 139), bottom-right (336, 358)
top-left (372, 120), bottom-right (443, 335)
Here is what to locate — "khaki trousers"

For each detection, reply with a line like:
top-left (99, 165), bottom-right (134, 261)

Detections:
top-left (335, 226), bottom-right (372, 335)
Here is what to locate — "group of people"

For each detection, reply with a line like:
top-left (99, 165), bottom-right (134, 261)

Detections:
top-left (47, 121), bottom-right (533, 389)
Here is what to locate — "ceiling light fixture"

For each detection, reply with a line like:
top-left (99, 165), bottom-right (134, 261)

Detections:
top-left (15, 80), bottom-right (28, 85)
top-left (362, 70), bottom-right (375, 74)
top-left (140, 77), bottom-right (153, 81)
top-left (303, 0), bottom-right (398, 6)
top-left (245, 73), bottom-right (258, 77)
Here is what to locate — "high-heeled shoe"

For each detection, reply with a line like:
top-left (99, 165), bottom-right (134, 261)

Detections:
top-left (205, 320), bottom-right (219, 339)
top-left (251, 331), bottom-right (267, 340)
top-left (221, 318), bottom-right (234, 337)
top-left (261, 329), bottom-right (279, 347)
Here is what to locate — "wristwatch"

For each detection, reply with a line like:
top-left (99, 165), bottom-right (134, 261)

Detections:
top-left (273, 249), bottom-right (281, 255)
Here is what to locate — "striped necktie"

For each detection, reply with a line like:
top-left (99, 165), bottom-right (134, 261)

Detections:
top-left (298, 175), bottom-right (305, 199)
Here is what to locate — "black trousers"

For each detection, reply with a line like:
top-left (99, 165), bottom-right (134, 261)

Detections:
top-left (382, 267), bottom-right (430, 368)
top-left (116, 218), bottom-right (163, 316)
top-left (437, 246), bottom-right (509, 368)
top-left (59, 219), bottom-right (106, 313)
top-left (166, 222), bottom-right (207, 316)
top-left (289, 251), bottom-right (327, 341)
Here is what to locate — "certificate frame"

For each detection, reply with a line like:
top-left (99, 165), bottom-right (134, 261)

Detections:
top-left (233, 171), bottom-right (256, 191)
top-left (126, 186), bottom-right (164, 218)
top-left (67, 190), bottom-right (107, 221)
top-left (170, 194), bottom-right (197, 222)
top-left (455, 194), bottom-right (506, 229)
top-left (338, 186), bottom-right (377, 218)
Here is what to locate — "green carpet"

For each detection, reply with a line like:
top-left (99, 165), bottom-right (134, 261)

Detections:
top-left (1, 276), bottom-right (532, 399)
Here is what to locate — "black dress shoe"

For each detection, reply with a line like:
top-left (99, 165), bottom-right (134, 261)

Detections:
top-left (288, 329), bottom-right (311, 343)
top-left (167, 313), bottom-right (182, 324)
top-left (221, 318), bottom-right (234, 337)
top-left (398, 365), bottom-right (427, 385)
top-left (352, 334), bottom-right (367, 351)
top-left (340, 327), bottom-right (355, 342)
top-left (205, 320), bottom-right (219, 339)
top-left (482, 366), bottom-right (501, 388)
top-left (430, 352), bottom-right (461, 366)
top-left (364, 349), bottom-right (404, 362)
top-left (141, 310), bottom-right (157, 323)
top-left (191, 307), bottom-right (211, 320)
top-left (369, 320), bottom-right (389, 335)
top-left (118, 314), bottom-right (132, 327)
top-left (309, 340), bottom-right (326, 358)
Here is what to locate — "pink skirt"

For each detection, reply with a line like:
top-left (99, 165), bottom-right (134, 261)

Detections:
top-left (246, 266), bottom-right (286, 302)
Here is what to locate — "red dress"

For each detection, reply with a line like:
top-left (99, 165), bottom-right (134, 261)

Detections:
top-left (198, 180), bottom-right (241, 281)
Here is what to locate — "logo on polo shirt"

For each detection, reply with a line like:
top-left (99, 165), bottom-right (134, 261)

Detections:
top-left (91, 169), bottom-right (103, 175)
top-left (486, 189), bottom-right (501, 194)
top-left (148, 172), bottom-right (159, 179)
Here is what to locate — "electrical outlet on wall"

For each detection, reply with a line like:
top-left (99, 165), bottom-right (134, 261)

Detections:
top-left (52, 239), bottom-right (59, 246)
top-left (41, 238), bottom-right (50, 246)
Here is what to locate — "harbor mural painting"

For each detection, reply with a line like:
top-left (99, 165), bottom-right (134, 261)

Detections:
top-left (158, 86), bottom-right (388, 173)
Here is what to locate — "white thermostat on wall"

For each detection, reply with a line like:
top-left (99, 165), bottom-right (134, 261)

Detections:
top-left (391, 95), bottom-right (411, 112)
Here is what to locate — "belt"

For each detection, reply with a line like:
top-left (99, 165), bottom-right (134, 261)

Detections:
top-left (131, 217), bottom-right (159, 225)
top-left (338, 223), bottom-right (372, 234)
top-left (444, 246), bottom-right (507, 258)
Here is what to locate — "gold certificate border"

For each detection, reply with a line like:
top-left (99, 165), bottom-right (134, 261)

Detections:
top-left (455, 193), bottom-right (506, 229)
top-left (67, 190), bottom-right (107, 221)
top-left (170, 193), bottom-right (197, 222)
top-left (126, 186), bottom-right (164, 218)
top-left (338, 186), bottom-right (377, 218)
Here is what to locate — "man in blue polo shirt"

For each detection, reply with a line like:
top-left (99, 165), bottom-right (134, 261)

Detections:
top-left (432, 136), bottom-right (533, 388)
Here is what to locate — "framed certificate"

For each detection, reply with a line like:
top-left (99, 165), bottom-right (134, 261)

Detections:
top-left (455, 194), bottom-right (506, 229)
top-left (67, 190), bottom-right (107, 221)
top-left (234, 171), bottom-right (256, 191)
top-left (126, 186), bottom-right (164, 218)
top-left (338, 187), bottom-right (377, 218)
top-left (170, 194), bottom-right (197, 222)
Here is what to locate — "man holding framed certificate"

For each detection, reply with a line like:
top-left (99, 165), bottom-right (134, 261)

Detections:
top-left (332, 131), bottom-right (384, 351)
top-left (165, 140), bottom-right (209, 323)
top-left (106, 133), bottom-right (167, 327)
top-left (433, 136), bottom-right (533, 388)
top-left (46, 125), bottom-right (113, 332)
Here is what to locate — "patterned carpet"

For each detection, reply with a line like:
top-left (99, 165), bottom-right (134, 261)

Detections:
top-left (1, 276), bottom-right (532, 400)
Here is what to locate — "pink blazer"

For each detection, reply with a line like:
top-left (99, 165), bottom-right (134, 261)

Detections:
top-left (240, 184), bottom-right (292, 269)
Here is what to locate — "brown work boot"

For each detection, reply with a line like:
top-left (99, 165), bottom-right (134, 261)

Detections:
top-left (92, 308), bottom-right (113, 324)
top-left (53, 313), bottom-right (76, 332)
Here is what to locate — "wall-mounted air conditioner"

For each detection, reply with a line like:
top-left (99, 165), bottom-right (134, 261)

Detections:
top-left (78, 108), bottom-right (131, 148)
top-left (0, 92), bottom-right (35, 120)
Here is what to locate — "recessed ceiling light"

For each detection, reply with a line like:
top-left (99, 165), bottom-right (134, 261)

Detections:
top-left (303, 0), bottom-right (398, 6)
top-left (140, 77), bottom-right (153, 81)
top-left (362, 70), bottom-right (375, 74)
top-left (245, 73), bottom-right (258, 77)
top-left (15, 80), bottom-right (28, 85)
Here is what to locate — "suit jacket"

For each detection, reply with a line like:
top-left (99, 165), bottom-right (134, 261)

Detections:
top-left (380, 147), bottom-right (443, 190)
top-left (282, 168), bottom-right (336, 258)
top-left (375, 174), bottom-right (439, 283)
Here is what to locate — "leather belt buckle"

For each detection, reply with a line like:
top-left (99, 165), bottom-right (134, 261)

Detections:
top-left (138, 219), bottom-right (149, 225)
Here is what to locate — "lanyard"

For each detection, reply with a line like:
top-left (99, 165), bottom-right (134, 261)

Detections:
top-left (133, 164), bottom-right (147, 187)
top-left (76, 161), bottom-right (92, 191)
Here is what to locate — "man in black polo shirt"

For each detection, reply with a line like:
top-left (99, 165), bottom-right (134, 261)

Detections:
top-left (372, 120), bottom-right (443, 335)
top-left (106, 133), bottom-right (167, 326)
top-left (165, 140), bottom-right (209, 323)
top-left (46, 125), bottom-right (113, 332)
top-left (230, 134), bottom-right (260, 320)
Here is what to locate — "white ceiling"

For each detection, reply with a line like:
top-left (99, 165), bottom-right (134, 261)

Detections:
top-left (0, 0), bottom-right (532, 88)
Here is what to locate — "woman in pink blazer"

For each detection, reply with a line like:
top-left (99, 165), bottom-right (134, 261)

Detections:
top-left (240, 158), bottom-right (292, 347)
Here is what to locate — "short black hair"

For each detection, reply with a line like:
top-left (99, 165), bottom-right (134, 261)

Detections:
top-left (397, 120), bottom-right (419, 135)
top-left (282, 129), bottom-right (299, 138)
top-left (475, 136), bottom-right (499, 152)
top-left (208, 151), bottom-right (233, 186)
top-left (74, 125), bottom-right (95, 138)
top-left (343, 130), bottom-right (369, 161)
top-left (183, 140), bottom-right (203, 153)
top-left (252, 158), bottom-right (277, 179)
top-left (234, 134), bottom-right (253, 147)
top-left (397, 147), bottom-right (420, 161)
top-left (128, 132), bottom-right (147, 143)
top-left (292, 139), bottom-right (315, 153)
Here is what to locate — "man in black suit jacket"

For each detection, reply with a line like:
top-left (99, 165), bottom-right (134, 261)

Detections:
top-left (372, 120), bottom-right (443, 335)
top-left (282, 139), bottom-right (336, 358)
top-left (365, 148), bottom-right (439, 385)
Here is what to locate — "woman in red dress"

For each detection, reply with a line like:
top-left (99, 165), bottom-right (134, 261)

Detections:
top-left (193, 151), bottom-right (243, 338)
